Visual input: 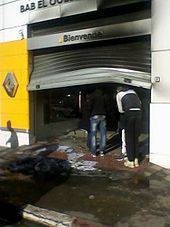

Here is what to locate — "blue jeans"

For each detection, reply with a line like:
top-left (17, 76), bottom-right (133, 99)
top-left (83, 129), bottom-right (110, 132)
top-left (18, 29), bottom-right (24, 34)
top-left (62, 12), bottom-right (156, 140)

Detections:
top-left (89, 115), bottom-right (106, 155)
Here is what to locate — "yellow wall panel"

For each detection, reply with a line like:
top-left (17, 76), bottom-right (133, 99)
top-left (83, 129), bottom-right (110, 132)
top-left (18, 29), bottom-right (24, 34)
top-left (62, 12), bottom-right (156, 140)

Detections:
top-left (0, 40), bottom-right (28, 57)
top-left (0, 55), bottom-right (28, 71)
top-left (1, 114), bottom-right (29, 129)
top-left (1, 99), bottom-right (29, 115)
top-left (0, 39), bottom-right (30, 130)
top-left (18, 70), bottom-right (30, 85)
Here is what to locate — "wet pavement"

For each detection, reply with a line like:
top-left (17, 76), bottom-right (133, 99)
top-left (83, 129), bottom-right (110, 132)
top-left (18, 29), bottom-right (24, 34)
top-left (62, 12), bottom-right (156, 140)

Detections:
top-left (0, 131), bottom-right (170, 226)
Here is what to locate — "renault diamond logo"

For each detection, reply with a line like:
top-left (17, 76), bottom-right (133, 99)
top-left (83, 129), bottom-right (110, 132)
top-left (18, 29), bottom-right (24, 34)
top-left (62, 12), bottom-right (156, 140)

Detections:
top-left (3, 72), bottom-right (19, 97)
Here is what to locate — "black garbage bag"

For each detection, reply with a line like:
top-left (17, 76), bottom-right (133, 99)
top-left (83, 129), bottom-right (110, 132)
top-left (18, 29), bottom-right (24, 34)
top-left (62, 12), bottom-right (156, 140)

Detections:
top-left (6, 156), bottom-right (72, 176)
top-left (34, 156), bottom-right (71, 174)
top-left (7, 157), bottom-right (37, 174)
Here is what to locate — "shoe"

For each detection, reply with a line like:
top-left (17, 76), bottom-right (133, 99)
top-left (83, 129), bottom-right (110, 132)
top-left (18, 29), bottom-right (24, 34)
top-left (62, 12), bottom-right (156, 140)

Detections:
top-left (116, 153), bottom-right (127, 161)
top-left (116, 154), bottom-right (124, 161)
top-left (124, 160), bottom-right (135, 168)
top-left (124, 156), bottom-right (128, 161)
top-left (123, 153), bottom-right (127, 160)
top-left (91, 154), bottom-right (96, 158)
top-left (134, 158), bottom-right (139, 167)
top-left (100, 151), bottom-right (104, 157)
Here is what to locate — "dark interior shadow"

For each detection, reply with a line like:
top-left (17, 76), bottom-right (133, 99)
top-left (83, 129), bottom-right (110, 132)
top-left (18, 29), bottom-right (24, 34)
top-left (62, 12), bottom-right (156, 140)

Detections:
top-left (0, 153), bottom-right (71, 224)
top-left (139, 137), bottom-right (149, 161)
top-left (0, 167), bottom-right (70, 225)
top-left (0, 199), bottom-right (22, 225)
top-left (104, 132), bottom-right (149, 160)
top-left (105, 133), bottom-right (121, 154)
top-left (6, 120), bottom-right (19, 149)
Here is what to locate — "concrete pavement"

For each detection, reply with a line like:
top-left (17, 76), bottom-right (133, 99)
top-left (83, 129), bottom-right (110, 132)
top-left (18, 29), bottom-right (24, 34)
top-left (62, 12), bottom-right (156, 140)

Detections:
top-left (0, 131), bottom-right (170, 226)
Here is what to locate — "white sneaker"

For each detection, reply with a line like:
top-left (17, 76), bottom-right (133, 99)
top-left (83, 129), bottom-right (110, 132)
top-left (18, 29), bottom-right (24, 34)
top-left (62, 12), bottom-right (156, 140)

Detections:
top-left (134, 158), bottom-right (139, 167)
top-left (91, 154), bottom-right (96, 158)
top-left (124, 160), bottom-right (135, 168)
top-left (100, 151), bottom-right (104, 157)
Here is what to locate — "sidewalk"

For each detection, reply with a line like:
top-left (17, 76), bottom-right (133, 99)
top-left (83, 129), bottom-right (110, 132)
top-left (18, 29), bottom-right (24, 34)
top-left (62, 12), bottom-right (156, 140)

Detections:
top-left (0, 131), bottom-right (170, 226)
top-left (22, 163), bottom-right (170, 227)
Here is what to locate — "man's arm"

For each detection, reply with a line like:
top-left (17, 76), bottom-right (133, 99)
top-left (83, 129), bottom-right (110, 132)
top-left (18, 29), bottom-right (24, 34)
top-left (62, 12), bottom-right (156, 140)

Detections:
top-left (116, 92), bottom-right (124, 113)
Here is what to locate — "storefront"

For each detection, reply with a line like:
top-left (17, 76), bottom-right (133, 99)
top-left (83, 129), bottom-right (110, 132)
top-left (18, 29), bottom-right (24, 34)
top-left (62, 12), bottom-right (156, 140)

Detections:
top-left (1, 1), bottom-right (160, 165)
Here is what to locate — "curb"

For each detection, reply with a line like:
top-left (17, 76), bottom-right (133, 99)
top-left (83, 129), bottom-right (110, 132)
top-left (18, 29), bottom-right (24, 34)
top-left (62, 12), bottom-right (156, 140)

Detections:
top-left (22, 204), bottom-right (106, 227)
top-left (23, 204), bottom-right (74, 226)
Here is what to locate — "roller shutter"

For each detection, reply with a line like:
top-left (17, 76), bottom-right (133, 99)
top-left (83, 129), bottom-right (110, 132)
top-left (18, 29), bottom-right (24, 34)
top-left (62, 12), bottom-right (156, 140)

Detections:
top-left (27, 40), bottom-right (151, 91)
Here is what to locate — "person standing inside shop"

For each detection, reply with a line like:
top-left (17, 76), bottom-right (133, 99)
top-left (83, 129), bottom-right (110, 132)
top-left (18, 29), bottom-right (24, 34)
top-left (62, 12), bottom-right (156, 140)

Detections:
top-left (89, 88), bottom-right (107, 157)
top-left (80, 92), bottom-right (91, 148)
top-left (116, 86), bottom-right (142, 168)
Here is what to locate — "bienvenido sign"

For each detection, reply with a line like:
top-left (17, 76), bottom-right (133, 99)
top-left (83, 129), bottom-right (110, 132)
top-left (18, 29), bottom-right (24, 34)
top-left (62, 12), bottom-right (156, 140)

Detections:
top-left (20, 0), bottom-right (74, 13)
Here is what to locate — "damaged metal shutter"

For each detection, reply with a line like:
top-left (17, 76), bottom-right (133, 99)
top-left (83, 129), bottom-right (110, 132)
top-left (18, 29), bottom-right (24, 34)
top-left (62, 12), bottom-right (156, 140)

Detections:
top-left (27, 40), bottom-right (151, 91)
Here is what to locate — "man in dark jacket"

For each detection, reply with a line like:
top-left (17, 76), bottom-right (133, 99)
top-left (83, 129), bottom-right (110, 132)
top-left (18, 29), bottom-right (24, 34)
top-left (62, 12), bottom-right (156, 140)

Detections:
top-left (89, 88), bottom-right (107, 157)
top-left (116, 86), bottom-right (142, 168)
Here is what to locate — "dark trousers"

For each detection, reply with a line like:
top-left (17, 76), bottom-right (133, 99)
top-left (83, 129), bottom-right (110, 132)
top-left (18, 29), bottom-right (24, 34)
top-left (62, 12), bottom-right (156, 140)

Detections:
top-left (124, 110), bottom-right (141, 161)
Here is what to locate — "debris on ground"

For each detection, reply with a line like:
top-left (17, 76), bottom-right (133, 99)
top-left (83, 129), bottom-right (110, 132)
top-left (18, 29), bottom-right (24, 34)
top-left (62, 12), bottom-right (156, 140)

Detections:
top-left (6, 156), bottom-right (71, 176)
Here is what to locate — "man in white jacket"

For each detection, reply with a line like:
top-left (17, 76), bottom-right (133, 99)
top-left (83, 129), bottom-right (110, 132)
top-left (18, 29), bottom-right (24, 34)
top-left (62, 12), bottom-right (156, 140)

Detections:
top-left (116, 86), bottom-right (142, 168)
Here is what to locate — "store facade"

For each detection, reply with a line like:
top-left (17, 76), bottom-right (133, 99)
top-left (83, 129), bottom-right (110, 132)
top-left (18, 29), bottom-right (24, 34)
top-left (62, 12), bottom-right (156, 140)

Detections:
top-left (0, 0), bottom-right (168, 167)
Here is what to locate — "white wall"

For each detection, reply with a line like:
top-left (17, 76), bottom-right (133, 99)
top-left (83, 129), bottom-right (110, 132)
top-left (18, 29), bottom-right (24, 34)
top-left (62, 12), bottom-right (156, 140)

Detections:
top-left (150, 0), bottom-right (170, 168)
top-left (0, 130), bottom-right (30, 148)
top-left (150, 104), bottom-right (170, 168)
top-left (151, 0), bottom-right (170, 102)
top-left (152, 51), bottom-right (170, 102)
top-left (0, 0), bottom-right (98, 43)
top-left (0, 0), bottom-right (28, 42)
